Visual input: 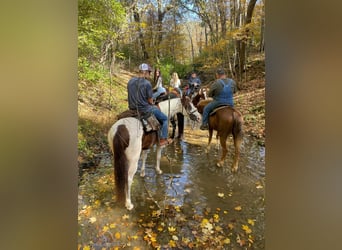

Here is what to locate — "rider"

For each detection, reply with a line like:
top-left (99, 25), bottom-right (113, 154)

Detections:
top-left (152, 69), bottom-right (166, 100)
top-left (186, 72), bottom-right (201, 96)
top-left (127, 63), bottom-right (173, 146)
top-left (170, 72), bottom-right (182, 97)
top-left (200, 68), bottom-right (237, 130)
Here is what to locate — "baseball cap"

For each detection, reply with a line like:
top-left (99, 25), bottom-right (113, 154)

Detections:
top-left (139, 63), bottom-right (151, 72)
top-left (216, 68), bottom-right (225, 75)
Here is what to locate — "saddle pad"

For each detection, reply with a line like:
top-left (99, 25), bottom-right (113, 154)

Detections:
top-left (116, 109), bottom-right (138, 120)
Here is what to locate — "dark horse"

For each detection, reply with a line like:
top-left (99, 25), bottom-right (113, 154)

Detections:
top-left (194, 89), bottom-right (244, 171)
top-left (108, 95), bottom-right (201, 210)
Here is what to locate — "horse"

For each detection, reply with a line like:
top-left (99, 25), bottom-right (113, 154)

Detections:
top-left (108, 95), bottom-right (201, 210)
top-left (194, 91), bottom-right (244, 172)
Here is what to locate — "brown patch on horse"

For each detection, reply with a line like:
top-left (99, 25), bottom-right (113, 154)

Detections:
top-left (113, 124), bottom-right (130, 203)
top-left (141, 131), bottom-right (158, 150)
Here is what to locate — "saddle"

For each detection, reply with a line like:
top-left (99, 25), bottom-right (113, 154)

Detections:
top-left (210, 105), bottom-right (236, 116)
top-left (116, 109), bottom-right (161, 132)
top-left (154, 92), bottom-right (178, 104)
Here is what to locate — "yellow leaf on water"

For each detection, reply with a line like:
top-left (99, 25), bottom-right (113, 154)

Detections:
top-left (248, 219), bottom-right (255, 226)
top-left (242, 224), bottom-right (252, 234)
top-left (102, 226), bottom-right (109, 232)
top-left (234, 205), bottom-right (242, 211)
top-left (83, 246), bottom-right (90, 250)
top-left (115, 232), bottom-right (121, 239)
top-left (213, 214), bottom-right (219, 222)
top-left (110, 223), bottom-right (116, 228)
top-left (217, 192), bottom-right (225, 198)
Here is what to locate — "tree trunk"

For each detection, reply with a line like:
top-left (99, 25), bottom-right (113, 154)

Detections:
top-left (133, 10), bottom-right (149, 60)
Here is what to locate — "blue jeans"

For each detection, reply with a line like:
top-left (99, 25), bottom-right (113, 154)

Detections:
top-left (202, 100), bottom-right (233, 125)
top-left (152, 87), bottom-right (166, 100)
top-left (151, 106), bottom-right (168, 139)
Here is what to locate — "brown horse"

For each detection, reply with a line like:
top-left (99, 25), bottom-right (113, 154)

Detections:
top-left (196, 97), bottom-right (244, 172)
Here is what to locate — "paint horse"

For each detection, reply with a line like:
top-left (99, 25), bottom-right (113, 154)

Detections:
top-left (194, 89), bottom-right (244, 171)
top-left (108, 96), bottom-right (201, 210)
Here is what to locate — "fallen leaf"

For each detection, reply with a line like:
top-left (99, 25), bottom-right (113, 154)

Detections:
top-left (115, 232), bottom-right (121, 239)
top-left (213, 214), bottom-right (219, 222)
top-left (89, 217), bottom-right (96, 223)
top-left (110, 223), bottom-right (116, 228)
top-left (168, 226), bottom-right (176, 233)
top-left (102, 226), bottom-right (109, 232)
top-left (248, 219), bottom-right (255, 226)
top-left (217, 192), bottom-right (225, 198)
top-left (223, 238), bottom-right (231, 244)
top-left (234, 205), bottom-right (242, 211)
top-left (122, 214), bottom-right (130, 220)
top-left (83, 246), bottom-right (90, 250)
top-left (169, 240), bottom-right (176, 247)
top-left (172, 235), bottom-right (179, 241)
top-left (242, 224), bottom-right (252, 234)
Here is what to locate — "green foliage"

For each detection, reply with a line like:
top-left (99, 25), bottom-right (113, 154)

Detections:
top-left (78, 0), bottom-right (126, 61)
top-left (78, 57), bottom-right (109, 84)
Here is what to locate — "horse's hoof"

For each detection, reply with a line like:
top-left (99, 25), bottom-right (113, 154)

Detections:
top-left (156, 169), bottom-right (163, 175)
top-left (126, 203), bottom-right (134, 210)
top-left (232, 166), bottom-right (238, 172)
top-left (140, 171), bottom-right (145, 177)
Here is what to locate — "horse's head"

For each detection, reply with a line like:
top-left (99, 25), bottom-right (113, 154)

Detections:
top-left (191, 86), bottom-right (209, 107)
top-left (182, 96), bottom-right (202, 122)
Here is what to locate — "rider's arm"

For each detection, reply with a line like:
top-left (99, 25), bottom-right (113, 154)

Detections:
top-left (147, 97), bottom-right (154, 105)
top-left (208, 81), bottom-right (219, 97)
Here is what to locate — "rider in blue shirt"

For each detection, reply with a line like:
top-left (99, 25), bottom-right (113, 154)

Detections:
top-left (186, 72), bottom-right (201, 96)
top-left (127, 63), bottom-right (172, 146)
top-left (200, 68), bottom-right (237, 130)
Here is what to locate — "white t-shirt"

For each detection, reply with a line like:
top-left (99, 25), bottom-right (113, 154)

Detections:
top-left (170, 78), bottom-right (181, 88)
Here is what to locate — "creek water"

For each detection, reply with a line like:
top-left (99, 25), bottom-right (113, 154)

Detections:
top-left (79, 123), bottom-right (265, 249)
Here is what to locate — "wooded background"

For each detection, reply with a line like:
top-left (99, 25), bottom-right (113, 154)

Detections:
top-left (78, 0), bottom-right (264, 86)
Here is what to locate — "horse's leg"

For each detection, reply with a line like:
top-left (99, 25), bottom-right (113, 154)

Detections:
top-left (125, 152), bottom-right (140, 210)
top-left (177, 113), bottom-right (184, 140)
top-left (140, 150), bottom-right (148, 177)
top-left (232, 133), bottom-right (243, 172)
top-left (170, 116), bottom-right (176, 139)
top-left (206, 128), bottom-right (213, 153)
top-left (217, 135), bottom-right (228, 168)
top-left (155, 146), bottom-right (163, 174)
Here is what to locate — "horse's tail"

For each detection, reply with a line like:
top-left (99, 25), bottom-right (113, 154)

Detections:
top-left (113, 124), bottom-right (130, 203)
top-left (232, 109), bottom-right (244, 137)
